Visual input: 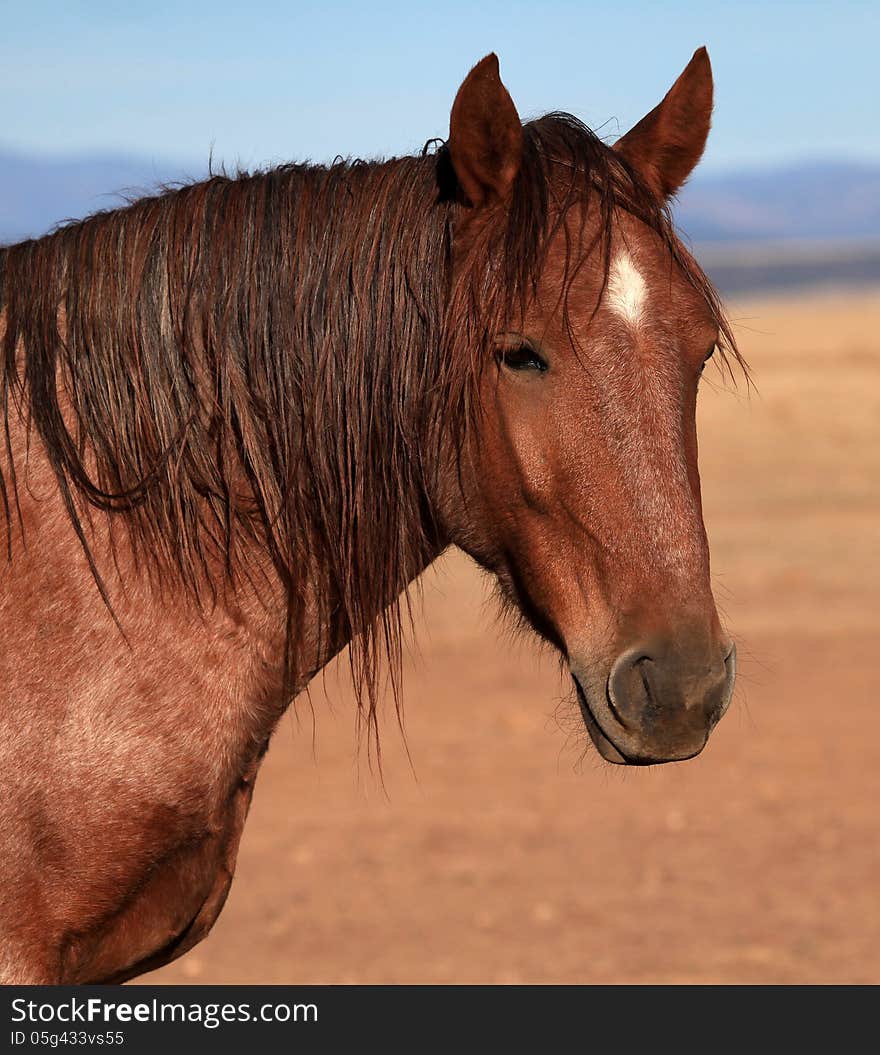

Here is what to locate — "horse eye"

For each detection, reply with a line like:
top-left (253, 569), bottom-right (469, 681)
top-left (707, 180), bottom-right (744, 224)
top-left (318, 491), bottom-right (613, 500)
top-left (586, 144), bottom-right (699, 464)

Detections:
top-left (498, 344), bottom-right (548, 373)
top-left (700, 345), bottom-right (716, 373)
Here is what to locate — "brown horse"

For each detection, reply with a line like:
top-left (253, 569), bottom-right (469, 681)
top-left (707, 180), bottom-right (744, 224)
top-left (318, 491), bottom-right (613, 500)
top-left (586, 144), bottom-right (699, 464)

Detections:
top-left (0, 49), bottom-right (742, 983)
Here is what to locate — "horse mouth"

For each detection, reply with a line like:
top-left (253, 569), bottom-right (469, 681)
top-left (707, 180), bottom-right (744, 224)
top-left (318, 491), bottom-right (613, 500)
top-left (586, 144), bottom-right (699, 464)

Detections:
top-left (574, 677), bottom-right (630, 765)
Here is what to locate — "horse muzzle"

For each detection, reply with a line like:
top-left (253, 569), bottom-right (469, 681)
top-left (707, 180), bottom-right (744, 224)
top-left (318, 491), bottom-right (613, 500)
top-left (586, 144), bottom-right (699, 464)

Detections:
top-left (572, 638), bottom-right (736, 766)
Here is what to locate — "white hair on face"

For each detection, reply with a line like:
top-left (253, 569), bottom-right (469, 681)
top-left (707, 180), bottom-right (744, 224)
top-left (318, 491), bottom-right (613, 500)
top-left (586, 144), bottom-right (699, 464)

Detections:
top-left (606, 249), bottom-right (647, 327)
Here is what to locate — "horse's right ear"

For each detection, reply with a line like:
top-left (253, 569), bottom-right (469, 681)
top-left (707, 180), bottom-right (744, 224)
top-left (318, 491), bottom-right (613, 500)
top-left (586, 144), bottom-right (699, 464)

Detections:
top-left (447, 54), bottom-right (523, 209)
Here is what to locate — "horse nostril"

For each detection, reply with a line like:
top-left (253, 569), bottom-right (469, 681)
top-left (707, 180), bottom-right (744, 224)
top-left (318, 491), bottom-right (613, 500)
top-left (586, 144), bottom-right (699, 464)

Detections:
top-left (607, 649), bottom-right (656, 729)
top-left (607, 640), bottom-right (735, 731)
top-left (635, 656), bottom-right (656, 710)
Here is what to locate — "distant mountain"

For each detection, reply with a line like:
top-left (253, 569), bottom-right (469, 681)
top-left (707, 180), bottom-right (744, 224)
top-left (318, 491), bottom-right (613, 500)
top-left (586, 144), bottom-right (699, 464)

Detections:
top-left (675, 161), bottom-right (880, 244)
top-left (1, 149), bottom-right (879, 296)
top-left (0, 149), bottom-right (200, 245)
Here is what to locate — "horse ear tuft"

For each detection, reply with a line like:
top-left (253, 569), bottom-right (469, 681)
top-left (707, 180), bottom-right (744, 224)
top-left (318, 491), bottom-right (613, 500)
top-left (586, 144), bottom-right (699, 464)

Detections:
top-left (614, 47), bottom-right (714, 200)
top-left (447, 54), bottom-right (523, 209)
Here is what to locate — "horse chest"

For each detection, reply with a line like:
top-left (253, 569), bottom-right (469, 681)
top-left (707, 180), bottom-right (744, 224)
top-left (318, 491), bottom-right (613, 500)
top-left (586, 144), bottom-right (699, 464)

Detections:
top-left (0, 462), bottom-right (287, 981)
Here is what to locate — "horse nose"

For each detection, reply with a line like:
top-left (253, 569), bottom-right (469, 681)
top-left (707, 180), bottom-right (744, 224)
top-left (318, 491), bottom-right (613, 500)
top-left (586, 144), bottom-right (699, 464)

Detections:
top-left (606, 639), bottom-right (736, 746)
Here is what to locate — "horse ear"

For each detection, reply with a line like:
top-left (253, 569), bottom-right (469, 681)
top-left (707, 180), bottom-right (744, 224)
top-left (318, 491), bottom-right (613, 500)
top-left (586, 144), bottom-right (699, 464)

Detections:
top-left (448, 54), bottom-right (523, 209)
top-left (614, 47), bottom-right (714, 199)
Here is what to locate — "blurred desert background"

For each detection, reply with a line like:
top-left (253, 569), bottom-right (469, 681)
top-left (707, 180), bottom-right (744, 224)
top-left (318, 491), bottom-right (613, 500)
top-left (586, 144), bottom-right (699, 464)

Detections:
top-left (3, 2), bottom-right (878, 988)
top-left (136, 286), bottom-right (878, 985)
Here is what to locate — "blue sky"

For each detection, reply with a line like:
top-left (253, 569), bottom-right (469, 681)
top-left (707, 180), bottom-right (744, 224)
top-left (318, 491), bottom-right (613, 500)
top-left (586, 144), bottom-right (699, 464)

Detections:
top-left (1, 1), bottom-right (877, 174)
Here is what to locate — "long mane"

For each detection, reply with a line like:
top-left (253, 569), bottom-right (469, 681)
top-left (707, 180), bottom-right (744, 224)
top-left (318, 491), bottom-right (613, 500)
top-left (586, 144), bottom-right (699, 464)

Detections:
top-left (0, 114), bottom-right (741, 731)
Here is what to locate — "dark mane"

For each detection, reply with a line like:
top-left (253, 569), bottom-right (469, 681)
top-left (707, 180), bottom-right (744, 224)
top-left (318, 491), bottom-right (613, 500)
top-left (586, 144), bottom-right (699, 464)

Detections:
top-left (0, 114), bottom-right (741, 732)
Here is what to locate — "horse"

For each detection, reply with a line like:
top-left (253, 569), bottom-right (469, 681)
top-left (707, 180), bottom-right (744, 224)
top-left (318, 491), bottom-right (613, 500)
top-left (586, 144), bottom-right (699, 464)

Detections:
top-left (0, 48), bottom-right (742, 984)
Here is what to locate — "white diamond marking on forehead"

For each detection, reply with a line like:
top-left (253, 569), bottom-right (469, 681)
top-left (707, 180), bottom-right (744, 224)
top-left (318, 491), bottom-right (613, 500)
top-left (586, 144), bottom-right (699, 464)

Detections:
top-left (606, 250), bottom-right (647, 327)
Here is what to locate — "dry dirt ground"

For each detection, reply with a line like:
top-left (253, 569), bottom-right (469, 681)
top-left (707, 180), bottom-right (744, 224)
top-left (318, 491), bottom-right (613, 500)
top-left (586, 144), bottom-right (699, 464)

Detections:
top-left (143, 289), bottom-right (880, 985)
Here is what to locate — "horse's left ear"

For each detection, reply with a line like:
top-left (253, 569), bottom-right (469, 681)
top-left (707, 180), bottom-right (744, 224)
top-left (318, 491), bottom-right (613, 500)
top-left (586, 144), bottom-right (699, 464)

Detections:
top-left (614, 47), bottom-right (714, 200)
top-left (448, 54), bottom-right (523, 209)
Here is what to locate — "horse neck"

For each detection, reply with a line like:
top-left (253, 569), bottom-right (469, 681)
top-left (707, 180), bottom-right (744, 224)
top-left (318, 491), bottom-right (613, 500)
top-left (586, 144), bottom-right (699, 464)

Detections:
top-left (0, 155), bottom-right (454, 707)
top-left (252, 160), bottom-right (453, 689)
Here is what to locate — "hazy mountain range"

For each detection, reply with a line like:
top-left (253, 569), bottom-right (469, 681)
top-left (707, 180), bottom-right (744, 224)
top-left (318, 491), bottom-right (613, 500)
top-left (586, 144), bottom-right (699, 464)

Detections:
top-left (677, 161), bottom-right (880, 244)
top-left (0, 150), bottom-right (201, 246)
top-left (2, 148), bottom-right (879, 294)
